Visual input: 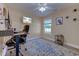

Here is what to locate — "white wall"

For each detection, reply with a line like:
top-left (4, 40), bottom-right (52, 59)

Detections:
top-left (9, 9), bottom-right (23, 32)
top-left (29, 18), bottom-right (41, 35)
top-left (41, 4), bottom-right (79, 49)
top-left (5, 4), bottom-right (41, 35)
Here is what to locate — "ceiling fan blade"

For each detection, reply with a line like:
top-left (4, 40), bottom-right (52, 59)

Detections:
top-left (38, 3), bottom-right (47, 7)
top-left (46, 7), bottom-right (56, 11)
top-left (33, 7), bottom-right (39, 11)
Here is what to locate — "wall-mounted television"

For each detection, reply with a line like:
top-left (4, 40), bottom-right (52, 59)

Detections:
top-left (23, 16), bottom-right (32, 24)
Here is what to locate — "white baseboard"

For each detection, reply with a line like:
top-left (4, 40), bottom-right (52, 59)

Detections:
top-left (43, 36), bottom-right (55, 42)
top-left (43, 36), bottom-right (79, 49)
top-left (64, 43), bottom-right (79, 49)
top-left (43, 37), bottom-right (79, 49)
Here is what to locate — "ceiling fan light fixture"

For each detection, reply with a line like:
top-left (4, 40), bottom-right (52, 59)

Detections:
top-left (39, 7), bottom-right (46, 12)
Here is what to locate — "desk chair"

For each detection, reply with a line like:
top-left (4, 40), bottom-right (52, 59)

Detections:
top-left (5, 25), bottom-right (29, 56)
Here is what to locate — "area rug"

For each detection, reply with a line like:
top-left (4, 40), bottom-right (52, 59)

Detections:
top-left (24, 38), bottom-right (79, 56)
top-left (6, 38), bottom-right (79, 56)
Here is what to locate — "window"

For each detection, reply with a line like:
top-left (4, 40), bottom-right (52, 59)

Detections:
top-left (44, 19), bottom-right (52, 33)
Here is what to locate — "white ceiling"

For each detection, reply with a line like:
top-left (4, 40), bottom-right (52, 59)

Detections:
top-left (5, 3), bottom-right (79, 17)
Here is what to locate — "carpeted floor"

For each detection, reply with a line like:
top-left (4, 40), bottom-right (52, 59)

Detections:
top-left (5, 38), bottom-right (79, 56)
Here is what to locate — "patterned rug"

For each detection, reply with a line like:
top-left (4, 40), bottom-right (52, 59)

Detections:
top-left (6, 38), bottom-right (79, 56)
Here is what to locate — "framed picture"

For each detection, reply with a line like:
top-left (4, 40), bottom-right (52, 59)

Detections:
top-left (56, 17), bottom-right (63, 25)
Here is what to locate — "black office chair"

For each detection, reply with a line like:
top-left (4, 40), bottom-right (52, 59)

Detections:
top-left (5, 25), bottom-right (29, 56)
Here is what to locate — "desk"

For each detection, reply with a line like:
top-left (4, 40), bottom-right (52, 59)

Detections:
top-left (0, 30), bottom-right (13, 56)
top-left (0, 30), bottom-right (26, 56)
top-left (0, 30), bottom-right (25, 56)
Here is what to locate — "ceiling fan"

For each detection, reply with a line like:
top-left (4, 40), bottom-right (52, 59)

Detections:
top-left (34, 3), bottom-right (52, 12)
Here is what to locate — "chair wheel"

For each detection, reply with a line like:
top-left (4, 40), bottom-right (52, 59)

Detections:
top-left (10, 51), bottom-right (12, 54)
top-left (25, 48), bottom-right (27, 51)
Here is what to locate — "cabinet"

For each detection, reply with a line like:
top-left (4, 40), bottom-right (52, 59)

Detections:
top-left (55, 35), bottom-right (64, 45)
top-left (0, 4), bottom-right (10, 31)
